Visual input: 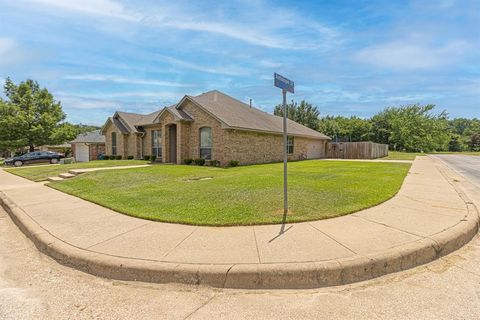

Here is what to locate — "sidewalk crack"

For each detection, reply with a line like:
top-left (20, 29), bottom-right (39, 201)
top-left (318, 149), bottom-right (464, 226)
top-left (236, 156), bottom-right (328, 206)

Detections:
top-left (252, 226), bottom-right (262, 263)
top-left (353, 215), bottom-right (426, 239)
top-left (308, 222), bottom-right (357, 255)
top-left (86, 221), bottom-right (153, 249)
top-left (222, 264), bottom-right (235, 288)
top-left (161, 227), bottom-right (199, 259)
top-left (183, 293), bottom-right (218, 320)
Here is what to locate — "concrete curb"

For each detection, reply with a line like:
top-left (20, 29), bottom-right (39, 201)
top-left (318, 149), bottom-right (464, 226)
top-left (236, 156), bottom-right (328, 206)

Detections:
top-left (1, 164), bottom-right (479, 289)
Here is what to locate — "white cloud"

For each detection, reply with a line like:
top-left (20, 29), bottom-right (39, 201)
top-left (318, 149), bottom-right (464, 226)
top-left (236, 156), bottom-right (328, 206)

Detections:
top-left (355, 40), bottom-right (470, 70)
top-left (55, 94), bottom-right (119, 110)
top-left (258, 59), bottom-right (283, 68)
top-left (64, 74), bottom-right (196, 87)
top-left (22, 0), bottom-right (339, 50)
top-left (157, 55), bottom-right (250, 76)
top-left (153, 19), bottom-right (285, 49)
top-left (26, 0), bottom-right (139, 21)
top-left (77, 91), bottom-right (182, 100)
top-left (0, 37), bottom-right (39, 68)
top-left (0, 37), bottom-right (16, 56)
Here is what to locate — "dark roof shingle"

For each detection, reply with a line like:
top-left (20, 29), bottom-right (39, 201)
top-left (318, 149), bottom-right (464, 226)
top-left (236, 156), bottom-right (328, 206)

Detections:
top-left (188, 91), bottom-right (330, 140)
top-left (70, 130), bottom-right (105, 144)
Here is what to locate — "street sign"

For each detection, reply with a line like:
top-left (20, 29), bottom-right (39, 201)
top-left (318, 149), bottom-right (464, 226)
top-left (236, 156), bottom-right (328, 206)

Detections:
top-left (274, 73), bottom-right (294, 94)
top-left (274, 72), bottom-right (294, 217)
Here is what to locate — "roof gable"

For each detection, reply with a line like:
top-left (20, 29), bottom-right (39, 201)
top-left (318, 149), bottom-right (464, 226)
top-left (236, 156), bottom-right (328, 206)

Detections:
top-left (182, 90), bottom-right (330, 140)
top-left (152, 103), bottom-right (193, 123)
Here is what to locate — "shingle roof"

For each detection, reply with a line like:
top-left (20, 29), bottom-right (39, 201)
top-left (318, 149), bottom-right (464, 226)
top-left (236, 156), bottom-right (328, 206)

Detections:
top-left (116, 110), bottom-right (162, 132)
top-left (167, 105), bottom-right (193, 121)
top-left (108, 90), bottom-right (330, 140)
top-left (70, 130), bottom-right (105, 144)
top-left (187, 90), bottom-right (330, 140)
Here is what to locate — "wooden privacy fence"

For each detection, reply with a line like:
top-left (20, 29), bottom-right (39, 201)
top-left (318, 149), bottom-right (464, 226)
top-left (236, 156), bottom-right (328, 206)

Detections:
top-left (326, 141), bottom-right (388, 159)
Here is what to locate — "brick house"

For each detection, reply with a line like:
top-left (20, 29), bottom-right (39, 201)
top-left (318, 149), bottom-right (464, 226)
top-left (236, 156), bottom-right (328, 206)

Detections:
top-left (71, 130), bottom-right (106, 162)
top-left (101, 90), bottom-right (330, 165)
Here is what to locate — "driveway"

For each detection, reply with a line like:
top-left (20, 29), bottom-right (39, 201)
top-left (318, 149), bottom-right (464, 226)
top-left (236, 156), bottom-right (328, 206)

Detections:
top-left (433, 155), bottom-right (480, 187)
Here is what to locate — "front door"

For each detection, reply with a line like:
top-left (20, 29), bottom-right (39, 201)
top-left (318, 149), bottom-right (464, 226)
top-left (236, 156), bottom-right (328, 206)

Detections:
top-left (168, 124), bottom-right (177, 163)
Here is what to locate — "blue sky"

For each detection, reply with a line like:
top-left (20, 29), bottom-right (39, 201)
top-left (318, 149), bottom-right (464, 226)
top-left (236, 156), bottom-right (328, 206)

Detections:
top-left (0, 0), bottom-right (479, 125)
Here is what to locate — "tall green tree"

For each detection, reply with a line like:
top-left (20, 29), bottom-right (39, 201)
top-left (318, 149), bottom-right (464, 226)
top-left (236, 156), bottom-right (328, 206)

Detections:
top-left (469, 134), bottom-right (480, 151)
top-left (0, 78), bottom-right (67, 152)
top-left (371, 104), bottom-right (449, 152)
top-left (448, 118), bottom-right (480, 151)
top-left (274, 100), bottom-right (320, 130)
top-left (318, 116), bottom-right (372, 141)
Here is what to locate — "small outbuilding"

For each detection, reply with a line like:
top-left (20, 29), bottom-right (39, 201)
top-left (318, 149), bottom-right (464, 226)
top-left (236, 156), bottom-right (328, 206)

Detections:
top-left (70, 130), bottom-right (106, 162)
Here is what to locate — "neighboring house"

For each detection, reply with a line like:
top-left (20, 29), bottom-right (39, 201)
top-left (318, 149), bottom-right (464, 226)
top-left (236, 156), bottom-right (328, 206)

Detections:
top-left (101, 90), bottom-right (330, 165)
top-left (70, 130), bottom-right (106, 162)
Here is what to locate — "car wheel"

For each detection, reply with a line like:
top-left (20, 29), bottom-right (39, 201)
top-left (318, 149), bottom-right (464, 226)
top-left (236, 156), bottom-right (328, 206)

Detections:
top-left (50, 158), bottom-right (59, 164)
top-left (14, 160), bottom-right (23, 167)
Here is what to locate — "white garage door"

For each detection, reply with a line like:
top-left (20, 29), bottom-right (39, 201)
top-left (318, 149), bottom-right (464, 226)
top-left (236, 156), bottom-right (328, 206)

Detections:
top-left (75, 144), bottom-right (90, 162)
top-left (307, 142), bottom-right (322, 159)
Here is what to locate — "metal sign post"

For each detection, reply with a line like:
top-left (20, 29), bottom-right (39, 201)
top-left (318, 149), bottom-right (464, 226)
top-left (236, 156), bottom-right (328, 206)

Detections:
top-left (274, 73), bottom-right (294, 214)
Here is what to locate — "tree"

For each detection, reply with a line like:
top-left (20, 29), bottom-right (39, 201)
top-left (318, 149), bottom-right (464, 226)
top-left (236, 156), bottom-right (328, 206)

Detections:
top-left (448, 118), bottom-right (480, 151)
top-left (469, 134), bottom-right (480, 151)
top-left (49, 123), bottom-right (78, 145)
top-left (274, 100), bottom-right (320, 130)
top-left (370, 104), bottom-right (450, 152)
top-left (0, 78), bottom-right (66, 152)
top-left (318, 116), bottom-right (372, 141)
top-left (73, 123), bottom-right (101, 134)
top-left (448, 135), bottom-right (464, 152)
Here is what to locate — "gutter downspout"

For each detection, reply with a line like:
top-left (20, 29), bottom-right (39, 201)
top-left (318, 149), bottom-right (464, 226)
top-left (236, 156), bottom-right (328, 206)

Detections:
top-left (139, 132), bottom-right (146, 159)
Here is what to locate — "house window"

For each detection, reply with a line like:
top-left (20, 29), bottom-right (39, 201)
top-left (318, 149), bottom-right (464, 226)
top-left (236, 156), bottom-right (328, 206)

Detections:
top-left (199, 127), bottom-right (212, 160)
top-left (151, 130), bottom-right (162, 158)
top-left (287, 136), bottom-right (294, 154)
top-left (111, 132), bottom-right (117, 155)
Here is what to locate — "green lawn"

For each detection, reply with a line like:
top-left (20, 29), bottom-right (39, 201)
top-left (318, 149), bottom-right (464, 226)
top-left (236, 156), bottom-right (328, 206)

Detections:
top-left (4, 160), bottom-right (149, 182)
top-left (48, 160), bottom-right (411, 226)
top-left (381, 151), bottom-right (426, 160)
top-left (382, 151), bottom-right (480, 160)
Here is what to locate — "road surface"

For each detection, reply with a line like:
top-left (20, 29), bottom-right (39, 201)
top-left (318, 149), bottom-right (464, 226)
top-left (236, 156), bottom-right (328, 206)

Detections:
top-left (1, 156), bottom-right (480, 319)
top-left (433, 154), bottom-right (480, 187)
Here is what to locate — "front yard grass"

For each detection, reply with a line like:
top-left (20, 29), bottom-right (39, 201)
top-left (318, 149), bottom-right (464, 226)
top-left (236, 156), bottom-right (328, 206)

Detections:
top-left (4, 160), bottom-right (149, 182)
top-left (382, 151), bottom-right (480, 160)
top-left (48, 160), bottom-right (411, 226)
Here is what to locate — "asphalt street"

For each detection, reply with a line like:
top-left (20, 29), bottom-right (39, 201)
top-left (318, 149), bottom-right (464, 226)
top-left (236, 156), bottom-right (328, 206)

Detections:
top-left (433, 155), bottom-right (480, 187)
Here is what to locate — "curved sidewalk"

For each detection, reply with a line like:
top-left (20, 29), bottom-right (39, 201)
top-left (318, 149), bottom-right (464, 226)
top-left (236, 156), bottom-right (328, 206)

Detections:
top-left (0, 157), bottom-right (478, 289)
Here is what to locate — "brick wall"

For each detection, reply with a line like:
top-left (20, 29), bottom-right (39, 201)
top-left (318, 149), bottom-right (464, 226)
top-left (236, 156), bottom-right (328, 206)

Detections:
top-left (180, 101), bottom-right (224, 163)
top-left (89, 144), bottom-right (106, 161)
top-left (222, 130), bottom-right (324, 165)
top-left (104, 122), bottom-right (124, 157)
top-left (143, 124), bottom-right (162, 158)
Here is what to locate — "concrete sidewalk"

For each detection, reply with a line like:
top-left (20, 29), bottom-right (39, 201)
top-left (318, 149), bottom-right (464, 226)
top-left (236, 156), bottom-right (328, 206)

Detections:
top-left (0, 157), bottom-right (478, 289)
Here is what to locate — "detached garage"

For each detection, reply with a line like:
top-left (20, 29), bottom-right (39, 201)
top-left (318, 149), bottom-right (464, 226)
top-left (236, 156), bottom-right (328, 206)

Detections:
top-left (70, 130), bottom-right (106, 162)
